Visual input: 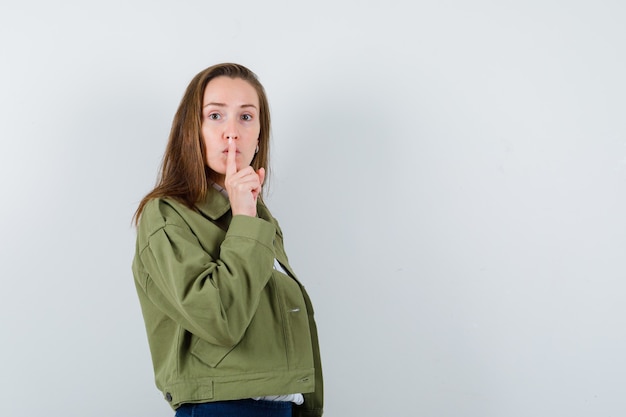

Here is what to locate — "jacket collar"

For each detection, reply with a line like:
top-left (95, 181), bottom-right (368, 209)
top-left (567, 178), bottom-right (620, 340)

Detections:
top-left (195, 187), bottom-right (231, 220)
top-left (194, 187), bottom-right (272, 224)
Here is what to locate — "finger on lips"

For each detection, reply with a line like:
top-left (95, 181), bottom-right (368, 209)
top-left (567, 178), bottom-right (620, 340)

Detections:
top-left (226, 138), bottom-right (237, 176)
top-left (224, 139), bottom-right (264, 198)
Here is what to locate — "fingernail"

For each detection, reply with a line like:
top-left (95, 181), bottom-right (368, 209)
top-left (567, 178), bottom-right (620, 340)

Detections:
top-left (228, 138), bottom-right (232, 145)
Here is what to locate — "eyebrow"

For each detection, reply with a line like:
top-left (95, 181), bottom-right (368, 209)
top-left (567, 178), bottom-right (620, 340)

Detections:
top-left (202, 102), bottom-right (258, 109)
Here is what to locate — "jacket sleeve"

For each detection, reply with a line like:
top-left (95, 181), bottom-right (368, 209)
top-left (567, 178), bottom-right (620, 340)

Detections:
top-left (136, 206), bottom-right (277, 348)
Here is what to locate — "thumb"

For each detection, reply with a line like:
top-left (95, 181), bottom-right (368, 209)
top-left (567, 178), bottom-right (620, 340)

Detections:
top-left (257, 167), bottom-right (266, 186)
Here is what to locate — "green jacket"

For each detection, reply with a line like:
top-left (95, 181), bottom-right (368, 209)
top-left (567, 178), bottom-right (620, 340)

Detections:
top-left (132, 190), bottom-right (323, 416)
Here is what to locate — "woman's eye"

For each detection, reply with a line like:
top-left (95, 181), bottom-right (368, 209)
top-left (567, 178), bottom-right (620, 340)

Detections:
top-left (241, 114), bottom-right (252, 121)
top-left (208, 113), bottom-right (221, 120)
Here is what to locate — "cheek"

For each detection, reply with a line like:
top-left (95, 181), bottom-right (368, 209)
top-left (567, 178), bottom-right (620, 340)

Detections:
top-left (201, 128), bottom-right (220, 151)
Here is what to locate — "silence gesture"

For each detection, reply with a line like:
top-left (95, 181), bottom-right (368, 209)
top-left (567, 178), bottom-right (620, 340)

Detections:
top-left (224, 138), bottom-right (265, 217)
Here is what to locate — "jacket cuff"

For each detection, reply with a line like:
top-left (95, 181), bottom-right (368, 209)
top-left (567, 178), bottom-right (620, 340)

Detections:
top-left (226, 215), bottom-right (276, 252)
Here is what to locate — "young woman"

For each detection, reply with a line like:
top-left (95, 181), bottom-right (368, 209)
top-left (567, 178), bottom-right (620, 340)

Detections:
top-left (132, 63), bottom-right (323, 417)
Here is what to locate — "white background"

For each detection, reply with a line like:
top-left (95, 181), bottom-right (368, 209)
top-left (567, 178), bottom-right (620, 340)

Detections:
top-left (1, 1), bottom-right (625, 416)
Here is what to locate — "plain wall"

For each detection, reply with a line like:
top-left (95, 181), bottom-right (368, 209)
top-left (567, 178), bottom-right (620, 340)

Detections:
top-left (1, 1), bottom-right (625, 416)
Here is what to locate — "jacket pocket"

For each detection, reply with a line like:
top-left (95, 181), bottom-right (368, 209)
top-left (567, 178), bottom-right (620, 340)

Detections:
top-left (190, 336), bottom-right (237, 368)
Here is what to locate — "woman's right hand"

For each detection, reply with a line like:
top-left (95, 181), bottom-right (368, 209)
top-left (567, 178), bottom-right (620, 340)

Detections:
top-left (224, 139), bottom-right (265, 217)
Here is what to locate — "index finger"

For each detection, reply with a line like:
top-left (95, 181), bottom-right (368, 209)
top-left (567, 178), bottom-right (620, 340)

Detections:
top-left (226, 138), bottom-right (237, 177)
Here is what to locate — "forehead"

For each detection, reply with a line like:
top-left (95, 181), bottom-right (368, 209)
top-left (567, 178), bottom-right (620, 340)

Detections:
top-left (202, 76), bottom-right (259, 106)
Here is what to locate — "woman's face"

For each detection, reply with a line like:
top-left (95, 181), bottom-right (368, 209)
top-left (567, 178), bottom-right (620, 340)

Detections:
top-left (201, 76), bottom-right (261, 184)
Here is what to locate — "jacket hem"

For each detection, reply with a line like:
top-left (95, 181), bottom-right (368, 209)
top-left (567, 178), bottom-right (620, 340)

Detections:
top-left (163, 369), bottom-right (316, 410)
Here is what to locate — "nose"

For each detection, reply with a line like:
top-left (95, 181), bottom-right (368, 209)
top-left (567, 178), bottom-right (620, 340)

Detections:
top-left (224, 120), bottom-right (239, 141)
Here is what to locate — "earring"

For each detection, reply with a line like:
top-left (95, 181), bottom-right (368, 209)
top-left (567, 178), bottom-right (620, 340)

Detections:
top-left (255, 145), bottom-right (259, 154)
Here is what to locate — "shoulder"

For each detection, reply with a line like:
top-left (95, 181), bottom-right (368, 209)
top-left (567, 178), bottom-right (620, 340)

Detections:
top-left (137, 197), bottom-right (193, 238)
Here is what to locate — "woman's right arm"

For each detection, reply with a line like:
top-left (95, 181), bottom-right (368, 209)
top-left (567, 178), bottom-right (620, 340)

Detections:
top-left (134, 201), bottom-right (277, 348)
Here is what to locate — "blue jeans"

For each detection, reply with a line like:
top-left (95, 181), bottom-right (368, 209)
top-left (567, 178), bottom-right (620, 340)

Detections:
top-left (174, 399), bottom-right (292, 417)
